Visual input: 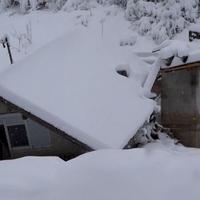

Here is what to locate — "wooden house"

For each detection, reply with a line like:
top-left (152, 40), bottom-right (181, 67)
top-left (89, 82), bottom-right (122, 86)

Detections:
top-left (0, 31), bottom-right (154, 160)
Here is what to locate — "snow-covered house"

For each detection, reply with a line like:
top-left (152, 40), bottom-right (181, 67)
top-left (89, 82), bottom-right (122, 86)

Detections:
top-left (0, 29), bottom-right (155, 160)
top-left (160, 43), bottom-right (200, 147)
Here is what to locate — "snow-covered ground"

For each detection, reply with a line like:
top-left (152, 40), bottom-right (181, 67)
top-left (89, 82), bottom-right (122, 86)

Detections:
top-left (0, 137), bottom-right (200, 200)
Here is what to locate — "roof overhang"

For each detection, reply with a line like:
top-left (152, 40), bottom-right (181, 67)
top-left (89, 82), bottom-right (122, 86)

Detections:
top-left (0, 96), bottom-right (93, 152)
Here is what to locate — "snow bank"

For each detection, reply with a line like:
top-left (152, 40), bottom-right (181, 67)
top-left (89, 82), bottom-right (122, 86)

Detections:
top-left (0, 142), bottom-right (200, 200)
top-left (0, 23), bottom-right (155, 149)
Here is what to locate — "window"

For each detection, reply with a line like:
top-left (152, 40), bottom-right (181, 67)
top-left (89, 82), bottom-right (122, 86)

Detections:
top-left (7, 125), bottom-right (29, 148)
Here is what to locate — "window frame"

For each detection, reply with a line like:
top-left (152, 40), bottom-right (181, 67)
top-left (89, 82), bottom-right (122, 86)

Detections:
top-left (6, 123), bottom-right (30, 149)
top-left (0, 113), bottom-right (32, 150)
top-left (0, 113), bottom-right (52, 150)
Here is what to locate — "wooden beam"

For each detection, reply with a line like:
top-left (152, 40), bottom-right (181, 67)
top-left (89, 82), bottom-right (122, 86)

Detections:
top-left (161, 61), bottom-right (200, 73)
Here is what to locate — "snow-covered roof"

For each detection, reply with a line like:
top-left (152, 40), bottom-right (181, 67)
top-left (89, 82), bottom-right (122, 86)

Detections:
top-left (0, 28), bottom-right (155, 150)
top-left (163, 50), bottom-right (200, 69)
top-left (153, 40), bottom-right (200, 69)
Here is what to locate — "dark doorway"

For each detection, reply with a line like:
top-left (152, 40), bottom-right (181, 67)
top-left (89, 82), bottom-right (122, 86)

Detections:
top-left (0, 125), bottom-right (10, 160)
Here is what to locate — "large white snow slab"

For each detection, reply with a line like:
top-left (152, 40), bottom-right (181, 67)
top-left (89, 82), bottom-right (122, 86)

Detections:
top-left (0, 141), bottom-right (200, 200)
top-left (0, 27), bottom-right (155, 149)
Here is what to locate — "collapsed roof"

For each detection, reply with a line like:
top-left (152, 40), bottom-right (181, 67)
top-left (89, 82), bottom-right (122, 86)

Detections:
top-left (0, 28), bottom-right (155, 149)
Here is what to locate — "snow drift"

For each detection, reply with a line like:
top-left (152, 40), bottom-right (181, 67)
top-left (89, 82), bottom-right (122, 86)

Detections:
top-left (0, 141), bottom-right (200, 200)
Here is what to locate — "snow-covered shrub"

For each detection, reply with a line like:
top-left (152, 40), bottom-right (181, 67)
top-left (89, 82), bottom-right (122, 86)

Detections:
top-left (62, 0), bottom-right (99, 11)
top-left (112, 0), bottom-right (127, 8)
top-left (0, 0), bottom-right (12, 10)
top-left (0, 0), bottom-right (68, 13)
top-left (45, 0), bottom-right (66, 10)
top-left (125, 0), bottom-right (200, 43)
top-left (11, 22), bottom-right (32, 52)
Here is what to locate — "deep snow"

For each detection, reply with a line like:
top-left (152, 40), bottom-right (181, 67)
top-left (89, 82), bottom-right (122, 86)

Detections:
top-left (0, 137), bottom-right (200, 200)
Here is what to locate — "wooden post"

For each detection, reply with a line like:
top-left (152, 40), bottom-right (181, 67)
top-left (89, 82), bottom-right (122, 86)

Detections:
top-left (1, 36), bottom-right (13, 65)
top-left (4, 37), bottom-right (13, 65)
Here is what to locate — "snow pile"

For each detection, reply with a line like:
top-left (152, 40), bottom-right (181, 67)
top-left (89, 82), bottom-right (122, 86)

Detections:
top-left (0, 24), bottom-right (155, 149)
top-left (0, 142), bottom-right (200, 200)
top-left (152, 40), bottom-right (190, 60)
top-left (158, 40), bottom-right (190, 59)
top-left (152, 39), bottom-right (200, 68)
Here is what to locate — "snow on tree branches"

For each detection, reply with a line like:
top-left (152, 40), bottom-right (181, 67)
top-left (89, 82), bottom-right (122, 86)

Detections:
top-left (0, 0), bottom-right (199, 43)
top-left (125, 0), bottom-right (200, 43)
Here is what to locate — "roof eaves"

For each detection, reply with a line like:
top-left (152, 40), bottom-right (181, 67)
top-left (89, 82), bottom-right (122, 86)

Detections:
top-left (0, 96), bottom-right (93, 152)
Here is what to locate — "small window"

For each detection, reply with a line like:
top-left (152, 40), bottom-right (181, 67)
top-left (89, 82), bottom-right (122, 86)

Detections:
top-left (7, 125), bottom-right (29, 148)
